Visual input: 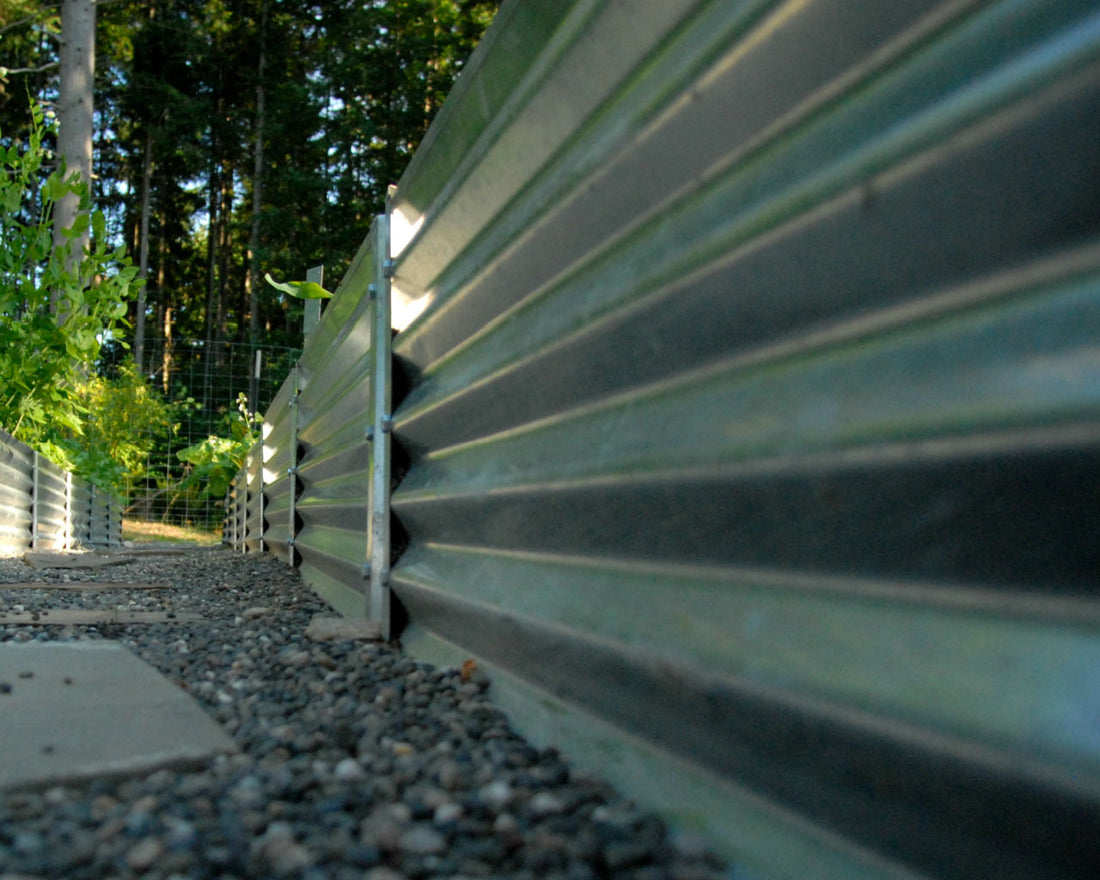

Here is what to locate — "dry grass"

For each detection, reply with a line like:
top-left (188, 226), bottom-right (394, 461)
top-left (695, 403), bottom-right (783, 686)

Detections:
top-left (122, 518), bottom-right (223, 546)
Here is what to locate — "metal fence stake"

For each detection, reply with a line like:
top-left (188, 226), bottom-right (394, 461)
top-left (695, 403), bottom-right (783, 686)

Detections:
top-left (368, 213), bottom-right (393, 639)
top-left (30, 451), bottom-right (39, 551)
top-left (287, 364), bottom-right (302, 567)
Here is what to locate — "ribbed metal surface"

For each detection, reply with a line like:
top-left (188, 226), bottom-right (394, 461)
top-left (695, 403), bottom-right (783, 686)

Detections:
top-left (226, 466), bottom-right (247, 551)
top-left (33, 454), bottom-right (70, 550)
top-left (261, 369), bottom-right (299, 562)
top-left (385, 1), bottom-right (1100, 878)
top-left (283, 232), bottom-right (379, 617)
top-left (70, 477), bottom-right (91, 546)
top-left (243, 441), bottom-right (265, 554)
top-left (0, 432), bottom-right (118, 552)
top-left (0, 430), bottom-right (33, 556)
top-left (104, 492), bottom-right (122, 547)
top-left (77, 484), bottom-right (120, 548)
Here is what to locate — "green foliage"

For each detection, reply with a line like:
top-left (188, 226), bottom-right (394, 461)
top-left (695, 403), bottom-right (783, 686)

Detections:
top-left (54, 363), bottom-right (176, 493)
top-left (0, 101), bottom-right (141, 452)
top-left (176, 392), bottom-right (260, 499)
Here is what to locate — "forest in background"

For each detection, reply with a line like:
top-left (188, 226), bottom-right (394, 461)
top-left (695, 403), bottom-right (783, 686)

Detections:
top-left (2, 0), bottom-right (496, 359)
top-left (0, 0), bottom-right (497, 519)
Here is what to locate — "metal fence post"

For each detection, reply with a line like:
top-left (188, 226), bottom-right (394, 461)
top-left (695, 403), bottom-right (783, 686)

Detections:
top-left (64, 470), bottom-right (72, 550)
top-left (368, 213), bottom-right (392, 638)
top-left (30, 451), bottom-right (40, 550)
top-left (287, 364), bottom-right (301, 567)
top-left (304, 265), bottom-right (323, 338)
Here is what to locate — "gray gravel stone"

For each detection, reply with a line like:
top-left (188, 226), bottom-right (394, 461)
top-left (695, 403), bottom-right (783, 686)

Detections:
top-left (124, 835), bottom-right (164, 870)
top-left (397, 824), bottom-right (447, 856)
top-left (0, 547), bottom-right (730, 880)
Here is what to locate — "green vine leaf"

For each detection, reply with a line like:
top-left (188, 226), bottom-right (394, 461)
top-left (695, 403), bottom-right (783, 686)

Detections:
top-left (264, 272), bottom-right (332, 299)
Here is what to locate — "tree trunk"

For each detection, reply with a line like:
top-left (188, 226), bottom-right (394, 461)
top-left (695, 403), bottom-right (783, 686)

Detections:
top-left (52, 0), bottom-right (95, 317)
top-left (162, 305), bottom-right (173, 394)
top-left (203, 150), bottom-right (219, 411)
top-left (134, 128), bottom-right (153, 369)
top-left (247, 0), bottom-right (268, 348)
top-left (217, 162), bottom-right (233, 348)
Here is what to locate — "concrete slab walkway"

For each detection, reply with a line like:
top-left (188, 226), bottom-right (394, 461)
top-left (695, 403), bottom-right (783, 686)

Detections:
top-left (0, 642), bottom-right (236, 791)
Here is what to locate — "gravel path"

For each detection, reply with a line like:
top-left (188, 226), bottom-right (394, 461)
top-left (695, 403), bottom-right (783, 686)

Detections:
top-left (0, 546), bottom-right (730, 880)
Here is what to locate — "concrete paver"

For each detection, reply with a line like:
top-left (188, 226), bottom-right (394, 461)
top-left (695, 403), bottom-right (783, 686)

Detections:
top-left (0, 641), bottom-right (236, 791)
top-left (23, 552), bottom-right (134, 570)
top-left (0, 610), bottom-right (202, 625)
top-left (305, 614), bottom-right (383, 641)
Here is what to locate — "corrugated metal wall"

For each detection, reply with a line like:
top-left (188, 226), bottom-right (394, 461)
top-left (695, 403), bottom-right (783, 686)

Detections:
top-left (0, 430), bottom-right (121, 554)
top-left (240, 223), bottom-right (393, 627)
top-left (260, 365), bottom-right (299, 563)
top-left (81, 482), bottom-right (122, 548)
top-left (243, 442), bottom-right (265, 555)
top-left (33, 454), bottom-right (70, 550)
top-left (235, 1), bottom-right (1100, 876)
top-left (0, 430), bottom-right (34, 556)
top-left (382, 1), bottom-right (1100, 878)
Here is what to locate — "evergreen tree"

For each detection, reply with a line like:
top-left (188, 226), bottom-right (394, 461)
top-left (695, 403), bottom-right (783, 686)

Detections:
top-left (3, 0), bottom-right (500, 357)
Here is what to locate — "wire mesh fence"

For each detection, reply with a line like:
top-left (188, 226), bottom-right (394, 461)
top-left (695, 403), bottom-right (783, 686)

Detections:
top-left (123, 338), bottom-right (299, 532)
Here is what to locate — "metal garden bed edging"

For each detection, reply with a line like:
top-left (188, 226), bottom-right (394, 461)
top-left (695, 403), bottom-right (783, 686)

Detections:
top-left (0, 429), bottom-right (121, 555)
top-left (231, 216), bottom-right (393, 638)
top-left (229, 2), bottom-right (1100, 877)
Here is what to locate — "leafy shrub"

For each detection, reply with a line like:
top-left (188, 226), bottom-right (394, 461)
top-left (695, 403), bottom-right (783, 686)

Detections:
top-left (53, 364), bottom-right (176, 493)
top-left (0, 101), bottom-right (140, 459)
top-left (176, 392), bottom-right (261, 500)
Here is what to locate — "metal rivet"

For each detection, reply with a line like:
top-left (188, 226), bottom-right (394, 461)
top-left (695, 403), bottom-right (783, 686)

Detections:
top-left (382, 259), bottom-right (396, 279)
top-left (381, 415), bottom-right (393, 434)
top-left (361, 563), bottom-right (371, 579)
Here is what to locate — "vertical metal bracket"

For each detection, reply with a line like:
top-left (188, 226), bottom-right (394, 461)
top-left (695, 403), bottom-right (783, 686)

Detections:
top-left (257, 445), bottom-right (266, 555)
top-left (303, 266), bottom-right (324, 337)
top-left (367, 213), bottom-right (393, 638)
top-left (90, 483), bottom-right (98, 548)
top-left (287, 363), bottom-right (302, 567)
top-left (30, 451), bottom-right (40, 551)
top-left (64, 470), bottom-right (73, 550)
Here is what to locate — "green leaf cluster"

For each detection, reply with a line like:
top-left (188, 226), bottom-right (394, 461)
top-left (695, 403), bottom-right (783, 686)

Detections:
top-left (0, 102), bottom-right (143, 482)
top-left (52, 363), bottom-right (176, 493)
top-left (176, 392), bottom-right (260, 499)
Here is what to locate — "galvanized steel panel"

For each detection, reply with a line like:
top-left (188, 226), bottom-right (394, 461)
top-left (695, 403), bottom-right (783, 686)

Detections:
top-left (387, 1), bottom-right (1100, 878)
top-left (291, 232), bottom-right (378, 617)
top-left (81, 485), bottom-right (122, 549)
top-left (261, 369), bottom-right (299, 559)
top-left (34, 455), bottom-right (70, 550)
top-left (244, 442), bottom-right (265, 554)
top-left (0, 433), bottom-right (116, 552)
top-left (0, 430), bottom-right (33, 556)
top-left (227, 465), bottom-right (247, 551)
top-left (70, 478), bottom-right (91, 547)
